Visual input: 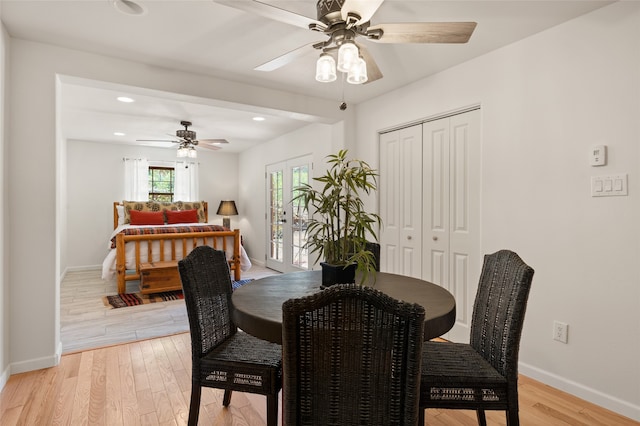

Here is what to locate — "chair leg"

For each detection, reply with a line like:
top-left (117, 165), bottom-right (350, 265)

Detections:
top-left (418, 408), bottom-right (425, 426)
top-left (476, 409), bottom-right (487, 426)
top-left (266, 394), bottom-right (278, 426)
top-left (223, 390), bottom-right (232, 406)
top-left (188, 384), bottom-right (202, 426)
top-left (506, 408), bottom-right (520, 426)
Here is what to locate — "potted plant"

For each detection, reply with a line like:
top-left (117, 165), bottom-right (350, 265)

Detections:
top-left (293, 149), bottom-right (382, 286)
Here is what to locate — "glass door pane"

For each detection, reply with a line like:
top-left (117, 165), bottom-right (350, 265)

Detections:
top-left (291, 164), bottom-right (309, 269)
top-left (268, 169), bottom-right (283, 265)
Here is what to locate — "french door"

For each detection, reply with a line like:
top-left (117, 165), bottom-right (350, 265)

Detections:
top-left (266, 155), bottom-right (312, 273)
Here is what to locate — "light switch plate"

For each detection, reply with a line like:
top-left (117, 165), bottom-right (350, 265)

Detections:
top-left (591, 174), bottom-right (627, 197)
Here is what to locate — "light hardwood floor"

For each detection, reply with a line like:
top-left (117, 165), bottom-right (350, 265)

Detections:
top-left (4, 266), bottom-right (633, 425)
top-left (1, 332), bottom-right (636, 425)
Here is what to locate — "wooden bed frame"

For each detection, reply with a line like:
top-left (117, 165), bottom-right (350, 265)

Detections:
top-left (113, 202), bottom-right (242, 294)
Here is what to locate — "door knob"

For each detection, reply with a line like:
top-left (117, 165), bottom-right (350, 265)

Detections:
top-left (407, 235), bottom-right (412, 240)
top-left (433, 236), bottom-right (438, 241)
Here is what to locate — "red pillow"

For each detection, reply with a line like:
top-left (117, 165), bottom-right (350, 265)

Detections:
top-left (129, 210), bottom-right (165, 225)
top-left (166, 209), bottom-right (199, 224)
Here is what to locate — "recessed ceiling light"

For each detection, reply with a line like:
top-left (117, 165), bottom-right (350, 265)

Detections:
top-left (112, 0), bottom-right (146, 16)
top-left (114, 132), bottom-right (126, 136)
top-left (117, 96), bottom-right (134, 103)
top-left (253, 116), bottom-right (265, 122)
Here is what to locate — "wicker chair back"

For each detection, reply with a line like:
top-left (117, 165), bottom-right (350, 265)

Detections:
top-left (282, 284), bottom-right (425, 426)
top-left (179, 246), bottom-right (282, 426)
top-left (418, 249), bottom-right (534, 426)
top-left (179, 246), bottom-right (236, 359)
top-left (470, 249), bottom-right (535, 380)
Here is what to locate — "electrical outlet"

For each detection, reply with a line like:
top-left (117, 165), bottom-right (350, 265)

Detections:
top-left (553, 321), bottom-right (568, 344)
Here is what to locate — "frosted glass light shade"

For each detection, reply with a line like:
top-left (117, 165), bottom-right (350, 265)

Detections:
top-left (177, 145), bottom-right (197, 158)
top-left (347, 57), bottom-right (368, 84)
top-left (315, 54), bottom-right (337, 83)
top-left (337, 41), bottom-right (359, 72)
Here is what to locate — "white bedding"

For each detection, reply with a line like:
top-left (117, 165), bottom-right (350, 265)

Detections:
top-left (101, 223), bottom-right (252, 280)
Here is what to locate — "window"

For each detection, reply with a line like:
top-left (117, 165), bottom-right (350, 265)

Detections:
top-left (148, 166), bottom-right (175, 201)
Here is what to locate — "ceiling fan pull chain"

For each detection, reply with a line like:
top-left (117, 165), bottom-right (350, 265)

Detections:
top-left (339, 73), bottom-right (347, 110)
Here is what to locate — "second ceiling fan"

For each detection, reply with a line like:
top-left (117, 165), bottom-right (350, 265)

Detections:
top-left (137, 120), bottom-right (229, 158)
top-left (218, 0), bottom-right (477, 84)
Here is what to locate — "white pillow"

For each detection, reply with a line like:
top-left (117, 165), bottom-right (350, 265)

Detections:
top-left (117, 205), bottom-right (125, 226)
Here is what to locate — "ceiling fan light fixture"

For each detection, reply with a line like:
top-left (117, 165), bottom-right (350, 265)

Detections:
top-left (337, 41), bottom-right (359, 73)
top-left (315, 53), bottom-right (337, 83)
top-left (347, 56), bottom-right (368, 84)
top-left (177, 129), bottom-right (196, 140)
top-left (177, 145), bottom-right (189, 158)
top-left (188, 147), bottom-right (197, 158)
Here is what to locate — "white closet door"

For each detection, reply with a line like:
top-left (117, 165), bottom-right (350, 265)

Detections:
top-left (422, 110), bottom-right (481, 342)
top-left (379, 124), bottom-right (423, 278)
top-left (422, 119), bottom-right (451, 286)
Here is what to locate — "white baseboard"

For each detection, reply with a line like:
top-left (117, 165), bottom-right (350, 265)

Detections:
top-left (10, 352), bottom-right (59, 375)
top-left (519, 362), bottom-right (640, 422)
top-left (61, 264), bottom-right (101, 281)
top-left (65, 265), bottom-right (101, 272)
top-left (249, 257), bottom-right (266, 267)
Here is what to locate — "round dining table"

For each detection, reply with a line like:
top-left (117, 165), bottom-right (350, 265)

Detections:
top-left (231, 270), bottom-right (456, 344)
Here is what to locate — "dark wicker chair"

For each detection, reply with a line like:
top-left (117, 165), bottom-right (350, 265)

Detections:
top-left (282, 284), bottom-right (426, 426)
top-left (418, 249), bottom-right (534, 426)
top-left (178, 246), bottom-right (282, 426)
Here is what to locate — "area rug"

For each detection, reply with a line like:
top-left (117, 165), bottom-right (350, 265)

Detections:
top-left (102, 279), bottom-right (254, 309)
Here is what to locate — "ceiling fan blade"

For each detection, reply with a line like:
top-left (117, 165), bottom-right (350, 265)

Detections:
top-left (255, 42), bottom-right (318, 72)
top-left (341, 0), bottom-right (385, 25)
top-left (136, 139), bottom-right (179, 143)
top-left (198, 144), bottom-right (222, 151)
top-left (369, 22), bottom-right (477, 44)
top-left (198, 139), bottom-right (229, 144)
top-left (357, 44), bottom-right (383, 84)
top-left (216, 0), bottom-right (318, 30)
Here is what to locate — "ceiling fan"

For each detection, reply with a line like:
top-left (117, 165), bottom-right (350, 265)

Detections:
top-left (137, 120), bottom-right (229, 158)
top-left (217, 0), bottom-right (477, 85)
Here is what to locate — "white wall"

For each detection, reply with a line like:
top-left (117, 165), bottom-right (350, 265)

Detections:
top-left (0, 17), bottom-right (9, 390)
top-left (4, 2), bottom-right (639, 420)
top-left (6, 37), bottom-right (346, 375)
top-left (65, 140), bottom-right (240, 269)
top-left (355, 2), bottom-right (639, 420)
top-left (238, 121), bottom-right (347, 264)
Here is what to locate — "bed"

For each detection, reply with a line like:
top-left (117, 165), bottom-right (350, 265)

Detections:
top-left (102, 201), bottom-right (251, 294)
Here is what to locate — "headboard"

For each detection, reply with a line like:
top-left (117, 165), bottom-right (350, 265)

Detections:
top-left (113, 201), bottom-right (209, 229)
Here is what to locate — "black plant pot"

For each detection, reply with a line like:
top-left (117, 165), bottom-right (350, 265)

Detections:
top-left (320, 262), bottom-right (357, 287)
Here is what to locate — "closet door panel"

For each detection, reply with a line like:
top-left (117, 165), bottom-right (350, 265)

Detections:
top-left (379, 132), bottom-right (400, 272)
top-left (379, 125), bottom-right (422, 277)
top-left (448, 110), bottom-right (481, 342)
top-left (422, 119), bottom-right (450, 286)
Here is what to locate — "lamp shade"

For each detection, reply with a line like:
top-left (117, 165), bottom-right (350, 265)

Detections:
top-left (315, 53), bottom-right (337, 83)
top-left (347, 56), bottom-right (368, 84)
top-left (216, 200), bottom-right (238, 216)
top-left (337, 41), bottom-right (359, 73)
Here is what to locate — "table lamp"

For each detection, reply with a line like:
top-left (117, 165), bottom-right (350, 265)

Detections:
top-left (216, 200), bottom-right (238, 228)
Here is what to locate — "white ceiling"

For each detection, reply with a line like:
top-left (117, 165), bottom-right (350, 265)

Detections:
top-left (1, 0), bottom-right (613, 153)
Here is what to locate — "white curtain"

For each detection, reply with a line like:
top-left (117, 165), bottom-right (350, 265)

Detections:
top-left (174, 161), bottom-right (199, 201)
top-left (123, 158), bottom-right (149, 200)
